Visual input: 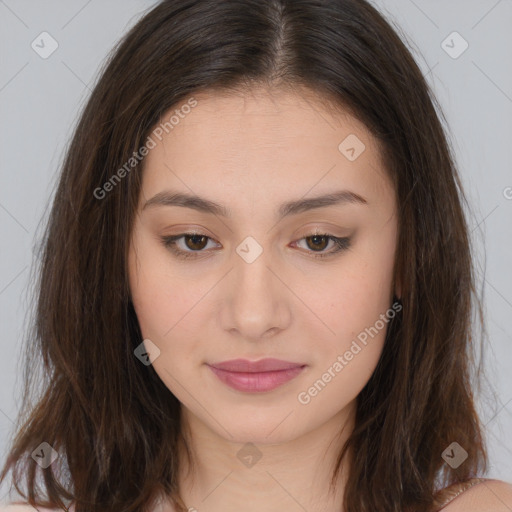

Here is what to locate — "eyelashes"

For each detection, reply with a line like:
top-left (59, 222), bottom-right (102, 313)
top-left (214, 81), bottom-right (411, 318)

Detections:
top-left (160, 232), bottom-right (351, 261)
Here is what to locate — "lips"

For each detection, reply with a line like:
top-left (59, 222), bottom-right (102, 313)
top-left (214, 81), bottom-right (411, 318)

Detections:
top-left (206, 358), bottom-right (307, 392)
top-left (209, 358), bottom-right (305, 373)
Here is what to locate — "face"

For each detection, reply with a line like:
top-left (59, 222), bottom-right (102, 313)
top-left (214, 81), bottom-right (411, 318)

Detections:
top-left (128, 85), bottom-right (399, 444)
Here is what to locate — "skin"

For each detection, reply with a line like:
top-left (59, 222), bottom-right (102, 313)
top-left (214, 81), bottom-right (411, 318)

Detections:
top-left (128, 85), bottom-right (400, 512)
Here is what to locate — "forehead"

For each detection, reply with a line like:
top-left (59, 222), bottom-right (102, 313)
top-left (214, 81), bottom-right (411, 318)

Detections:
top-left (139, 85), bottom-right (394, 216)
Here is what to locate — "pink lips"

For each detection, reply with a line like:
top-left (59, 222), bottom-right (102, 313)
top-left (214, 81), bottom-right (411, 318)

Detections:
top-left (207, 358), bottom-right (306, 392)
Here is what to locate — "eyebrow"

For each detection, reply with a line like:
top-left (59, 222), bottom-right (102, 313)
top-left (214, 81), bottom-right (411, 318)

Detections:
top-left (142, 189), bottom-right (368, 219)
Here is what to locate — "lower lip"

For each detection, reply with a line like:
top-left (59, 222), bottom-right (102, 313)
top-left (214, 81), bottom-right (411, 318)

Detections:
top-left (207, 365), bottom-right (306, 392)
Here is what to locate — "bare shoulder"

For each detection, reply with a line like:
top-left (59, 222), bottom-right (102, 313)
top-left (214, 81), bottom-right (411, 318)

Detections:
top-left (0, 503), bottom-right (68, 511)
top-left (0, 506), bottom-right (44, 511)
top-left (444, 479), bottom-right (512, 512)
top-left (0, 498), bottom-right (175, 512)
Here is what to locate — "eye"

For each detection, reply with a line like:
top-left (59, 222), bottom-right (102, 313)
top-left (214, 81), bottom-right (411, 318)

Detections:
top-left (293, 233), bottom-right (351, 259)
top-left (160, 233), bottom-right (220, 260)
top-left (160, 232), bottom-right (351, 260)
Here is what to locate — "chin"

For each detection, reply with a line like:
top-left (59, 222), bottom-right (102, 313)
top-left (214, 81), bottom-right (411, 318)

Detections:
top-left (210, 413), bottom-right (307, 446)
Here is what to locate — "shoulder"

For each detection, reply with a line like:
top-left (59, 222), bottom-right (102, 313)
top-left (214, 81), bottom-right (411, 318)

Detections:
top-left (443, 479), bottom-right (512, 511)
top-left (0, 503), bottom-right (72, 511)
top-left (0, 506), bottom-right (41, 511)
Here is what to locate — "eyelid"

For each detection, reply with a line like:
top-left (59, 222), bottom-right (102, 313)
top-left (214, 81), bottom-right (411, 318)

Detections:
top-left (160, 233), bottom-right (220, 260)
top-left (159, 230), bottom-right (351, 260)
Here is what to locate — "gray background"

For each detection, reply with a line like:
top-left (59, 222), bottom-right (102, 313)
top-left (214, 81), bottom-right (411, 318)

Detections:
top-left (1, 0), bottom-right (511, 503)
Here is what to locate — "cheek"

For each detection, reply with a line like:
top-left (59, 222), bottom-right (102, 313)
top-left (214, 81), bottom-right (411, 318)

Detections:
top-left (314, 225), bottom-right (397, 379)
top-left (128, 255), bottom-right (201, 399)
top-left (129, 223), bottom-right (180, 324)
top-left (320, 241), bottom-right (395, 339)
top-left (297, 285), bottom-right (395, 415)
top-left (129, 262), bottom-right (195, 343)
top-left (129, 230), bottom-right (182, 343)
top-left (128, 236), bottom-right (213, 378)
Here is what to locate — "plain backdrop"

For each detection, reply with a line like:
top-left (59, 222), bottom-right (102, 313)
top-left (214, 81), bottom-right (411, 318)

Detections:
top-left (1, 0), bottom-right (511, 503)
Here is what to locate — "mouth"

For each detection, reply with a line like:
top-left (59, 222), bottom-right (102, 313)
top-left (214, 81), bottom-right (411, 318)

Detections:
top-left (206, 358), bottom-right (307, 392)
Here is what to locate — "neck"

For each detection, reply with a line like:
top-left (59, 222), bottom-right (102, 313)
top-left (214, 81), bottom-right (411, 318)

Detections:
top-left (175, 402), bottom-right (355, 512)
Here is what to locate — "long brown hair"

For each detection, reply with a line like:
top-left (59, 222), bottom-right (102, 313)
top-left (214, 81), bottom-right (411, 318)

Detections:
top-left (0, 1), bottom-right (490, 511)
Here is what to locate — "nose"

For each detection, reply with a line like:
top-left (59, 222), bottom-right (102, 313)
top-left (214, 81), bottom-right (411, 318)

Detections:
top-left (220, 244), bottom-right (292, 342)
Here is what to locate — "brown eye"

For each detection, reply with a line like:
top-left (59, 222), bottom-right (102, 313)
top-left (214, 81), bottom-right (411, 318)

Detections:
top-left (294, 233), bottom-right (351, 259)
top-left (305, 234), bottom-right (329, 252)
top-left (183, 234), bottom-right (209, 251)
top-left (160, 232), bottom-right (220, 260)
top-left (161, 232), bottom-right (351, 261)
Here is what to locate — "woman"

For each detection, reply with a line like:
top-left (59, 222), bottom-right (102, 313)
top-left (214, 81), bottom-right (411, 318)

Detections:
top-left (1, 1), bottom-right (511, 511)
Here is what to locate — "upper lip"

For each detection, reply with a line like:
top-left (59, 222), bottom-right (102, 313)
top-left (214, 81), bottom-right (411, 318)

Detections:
top-left (208, 358), bottom-right (306, 373)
